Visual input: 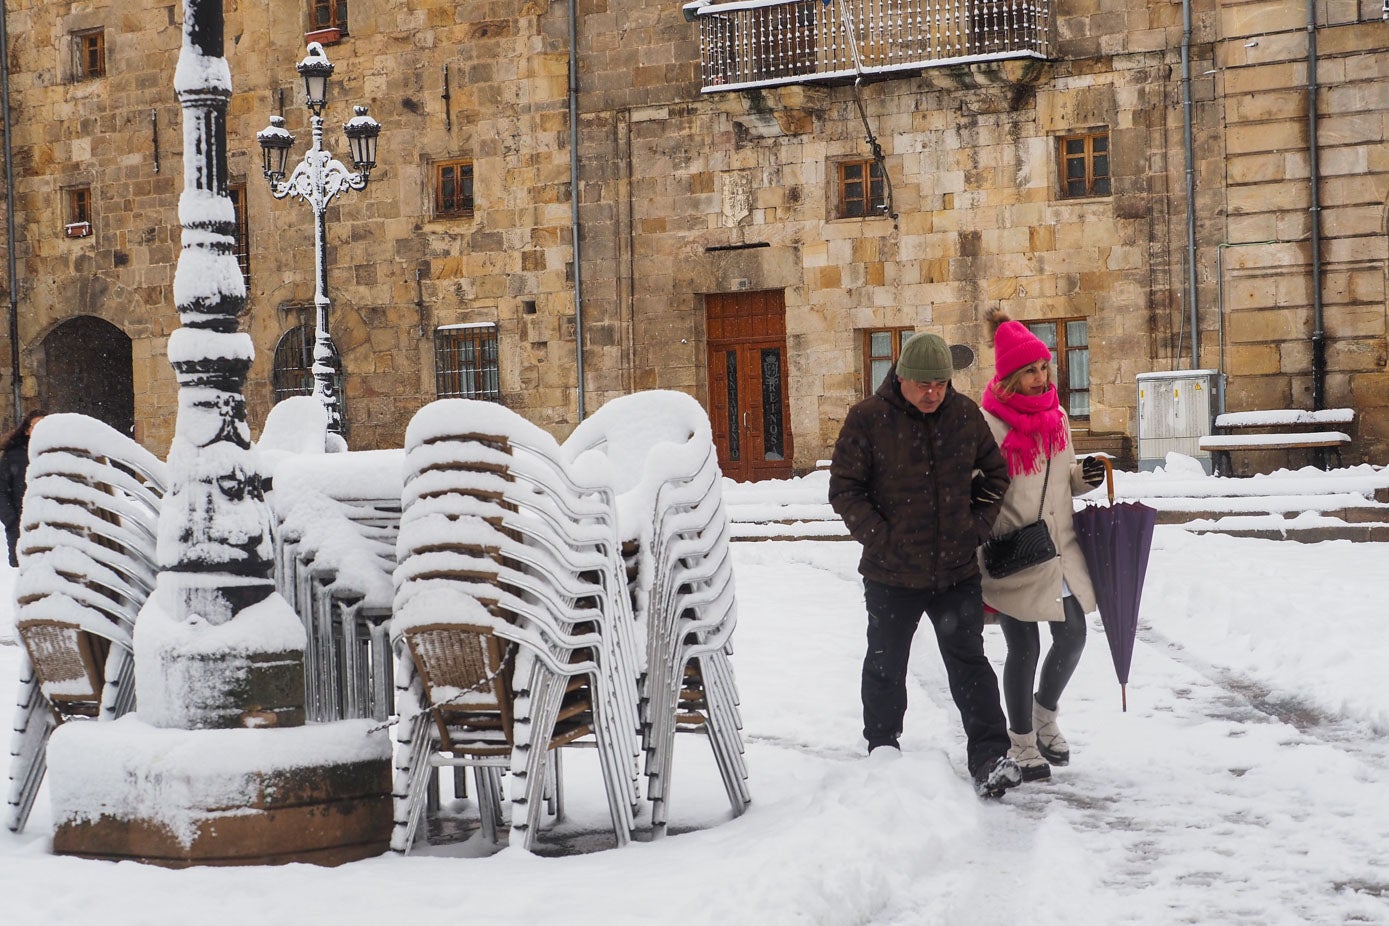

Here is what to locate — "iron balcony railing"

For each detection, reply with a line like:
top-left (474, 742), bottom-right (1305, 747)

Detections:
top-left (687, 0), bottom-right (1051, 92)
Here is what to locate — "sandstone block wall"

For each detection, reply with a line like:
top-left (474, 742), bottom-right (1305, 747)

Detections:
top-left (0, 0), bottom-right (1383, 469)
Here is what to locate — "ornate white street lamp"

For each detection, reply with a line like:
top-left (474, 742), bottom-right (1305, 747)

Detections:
top-left (257, 42), bottom-right (381, 436)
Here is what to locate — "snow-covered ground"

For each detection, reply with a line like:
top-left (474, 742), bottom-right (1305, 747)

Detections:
top-left (3, 464), bottom-right (1389, 925)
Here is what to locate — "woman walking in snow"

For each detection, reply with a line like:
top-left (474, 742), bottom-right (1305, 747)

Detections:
top-left (978, 310), bottom-right (1104, 781)
top-left (0, 409), bottom-right (46, 568)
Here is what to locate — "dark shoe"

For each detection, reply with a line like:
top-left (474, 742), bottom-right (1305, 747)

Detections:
top-left (972, 755), bottom-right (1022, 798)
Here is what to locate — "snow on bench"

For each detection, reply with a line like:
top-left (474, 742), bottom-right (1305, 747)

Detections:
top-left (1200, 408), bottom-right (1354, 476)
top-left (1213, 408), bottom-right (1354, 429)
top-left (1199, 431), bottom-right (1351, 451)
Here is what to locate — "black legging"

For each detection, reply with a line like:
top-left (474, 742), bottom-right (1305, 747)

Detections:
top-left (996, 595), bottom-right (1087, 733)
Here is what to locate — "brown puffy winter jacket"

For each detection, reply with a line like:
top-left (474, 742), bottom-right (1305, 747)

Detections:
top-left (829, 373), bottom-right (1010, 590)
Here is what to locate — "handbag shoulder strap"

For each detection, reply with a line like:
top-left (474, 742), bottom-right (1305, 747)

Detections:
top-left (1035, 458), bottom-right (1051, 522)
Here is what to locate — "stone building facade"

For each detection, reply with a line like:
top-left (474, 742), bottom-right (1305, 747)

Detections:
top-left (1, 0), bottom-right (1386, 476)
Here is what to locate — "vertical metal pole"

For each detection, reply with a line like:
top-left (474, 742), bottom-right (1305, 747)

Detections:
top-left (307, 112), bottom-right (342, 433)
top-left (568, 0), bottom-right (586, 420)
top-left (1, 0), bottom-right (21, 421)
top-left (1306, 0), bottom-right (1325, 409)
top-left (1181, 0), bottom-right (1199, 369)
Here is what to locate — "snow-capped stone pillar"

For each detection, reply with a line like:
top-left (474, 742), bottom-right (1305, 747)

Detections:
top-left (137, 0), bottom-right (306, 730)
top-left (48, 1), bottom-right (391, 866)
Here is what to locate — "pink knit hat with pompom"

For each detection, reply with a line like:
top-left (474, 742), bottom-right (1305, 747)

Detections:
top-left (992, 317), bottom-right (1051, 379)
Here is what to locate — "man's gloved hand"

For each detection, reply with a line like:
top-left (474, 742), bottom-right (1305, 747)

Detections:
top-left (1081, 455), bottom-right (1107, 487)
top-left (971, 475), bottom-right (1005, 507)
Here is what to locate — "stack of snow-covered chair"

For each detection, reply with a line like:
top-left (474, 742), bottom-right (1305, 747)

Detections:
top-left (261, 397), bottom-right (402, 723)
top-left (566, 391), bottom-right (749, 837)
top-left (389, 400), bottom-right (642, 853)
top-left (269, 450), bottom-right (402, 722)
top-left (6, 414), bottom-right (166, 833)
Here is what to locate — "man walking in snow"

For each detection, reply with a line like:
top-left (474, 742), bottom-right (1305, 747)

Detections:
top-left (829, 332), bottom-right (1021, 797)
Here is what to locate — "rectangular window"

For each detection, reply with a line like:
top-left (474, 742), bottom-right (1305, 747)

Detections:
top-left (1025, 319), bottom-right (1090, 419)
top-left (838, 160), bottom-right (886, 218)
top-left (435, 324), bottom-right (500, 401)
top-left (64, 187), bottom-right (93, 237)
top-left (862, 327), bottom-right (914, 396)
top-left (434, 159), bottom-right (474, 218)
top-left (1058, 131), bottom-right (1110, 199)
top-left (67, 187), bottom-right (92, 226)
top-left (229, 183), bottom-right (250, 286)
top-left (74, 29), bottom-right (105, 80)
top-left (309, 0), bottom-right (349, 34)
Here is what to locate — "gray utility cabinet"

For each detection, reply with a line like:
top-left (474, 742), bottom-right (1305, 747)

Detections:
top-left (1136, 370), bottom-right (1222, 473)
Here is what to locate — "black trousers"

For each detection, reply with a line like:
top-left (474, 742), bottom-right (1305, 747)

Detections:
top-left (862, 576), bottom-right (1010, 776)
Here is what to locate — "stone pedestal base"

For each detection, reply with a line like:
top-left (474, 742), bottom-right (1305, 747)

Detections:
top-left (48, 717), bottom-right (392, 867)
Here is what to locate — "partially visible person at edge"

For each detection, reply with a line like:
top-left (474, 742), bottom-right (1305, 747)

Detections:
top-left (828, 332), bottom-right (1022, 798)
top-left (978, 308), bottom-right (1105, 783)
top-left (0, 409), bottom-right (48, 569)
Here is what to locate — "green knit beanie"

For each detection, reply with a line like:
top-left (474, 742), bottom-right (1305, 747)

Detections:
top-left (895, 333), bottom-right (953, 382)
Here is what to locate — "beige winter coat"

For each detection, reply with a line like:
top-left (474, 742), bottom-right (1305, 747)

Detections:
top-left (978, 409), bottom-right (1097, 622)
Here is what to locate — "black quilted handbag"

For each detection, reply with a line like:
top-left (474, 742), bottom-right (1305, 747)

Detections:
top-left (982, 460), bottom-right (1056, 579)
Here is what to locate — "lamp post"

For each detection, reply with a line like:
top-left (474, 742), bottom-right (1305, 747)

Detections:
top-left (257, 42), bottom-right (380, 436)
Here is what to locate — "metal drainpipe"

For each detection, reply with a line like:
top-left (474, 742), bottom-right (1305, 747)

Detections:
top-left (1181, 0), bottom-right (1199, 369)
top-left (568, 0), bottom-right (586, 420)
top-left (1306, 0), bottom-right (1326, 410)
top-left (1, 0), bottom-right (20, 421)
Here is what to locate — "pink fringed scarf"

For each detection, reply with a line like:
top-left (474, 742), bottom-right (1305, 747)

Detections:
top-left (981, 381), bottom-right (1068, 476)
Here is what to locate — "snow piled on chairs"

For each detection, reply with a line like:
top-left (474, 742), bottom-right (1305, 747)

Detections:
top-left (567, 390), bottom-right (749, 837)
top-left (270, 449), bottom-right (402, 723)
top-left (389, 399), bottom-right (643, 853)
top-left (6, 414), bottom-right (166, 833)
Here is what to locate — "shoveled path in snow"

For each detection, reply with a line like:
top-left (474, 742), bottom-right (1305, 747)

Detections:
top-left (734, 538), bottom-right (1389, 926)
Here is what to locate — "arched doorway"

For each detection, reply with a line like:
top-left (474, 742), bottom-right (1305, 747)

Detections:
top-left (40, 316), bottom-right (135, 436)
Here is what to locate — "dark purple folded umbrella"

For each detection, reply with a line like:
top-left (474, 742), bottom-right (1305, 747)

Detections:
top-left (1072, 458), bottom-right (1157, 711)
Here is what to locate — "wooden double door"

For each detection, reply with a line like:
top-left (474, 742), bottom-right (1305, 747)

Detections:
top-left (705, 290), bottom-right (793, 482)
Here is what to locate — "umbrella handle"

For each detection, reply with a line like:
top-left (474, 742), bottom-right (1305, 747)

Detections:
top-left (1098, 455), bottom-right (1115, 504)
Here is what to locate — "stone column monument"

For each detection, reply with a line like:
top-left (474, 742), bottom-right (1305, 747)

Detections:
top-left (46, 0), bottom-right (392, 866)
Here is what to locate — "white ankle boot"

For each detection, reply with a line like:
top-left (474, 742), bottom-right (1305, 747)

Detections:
top-left (1033, 700), bottom-right (1069, 766)
top-left (1006, 729), bottom-right (1050, 782)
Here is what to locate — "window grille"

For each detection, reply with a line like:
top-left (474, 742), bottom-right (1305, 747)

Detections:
top-left (229, 183), bottom-right (250, 286)
top-left (272, 324), bottom-right (342, 403)
top-left (435, 324), bottom-right (500, 401)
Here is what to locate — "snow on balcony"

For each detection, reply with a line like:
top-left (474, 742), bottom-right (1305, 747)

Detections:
top-left (688, 0), bottom-right (1051, 92)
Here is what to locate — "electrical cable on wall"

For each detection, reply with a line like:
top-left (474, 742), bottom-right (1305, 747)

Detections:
top-left (835, 0), bottom-right (898, 222)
